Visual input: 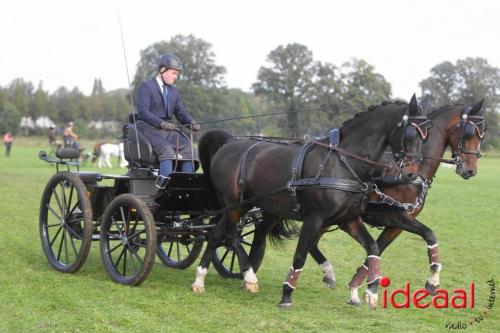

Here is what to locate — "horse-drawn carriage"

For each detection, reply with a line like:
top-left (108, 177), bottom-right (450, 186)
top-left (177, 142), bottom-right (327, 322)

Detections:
top-left (37, 95), bottom-right (486, 308)
top-left (38, 118), bottom-right (260, 286)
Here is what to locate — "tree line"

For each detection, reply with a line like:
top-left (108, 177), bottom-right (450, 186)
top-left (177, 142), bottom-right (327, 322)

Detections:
top-left (0, 34), bottom-right (498, 147)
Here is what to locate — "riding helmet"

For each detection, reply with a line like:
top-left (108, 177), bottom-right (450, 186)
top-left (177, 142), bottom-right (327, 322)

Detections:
top-left (158, 53), bottom-right (183, 72)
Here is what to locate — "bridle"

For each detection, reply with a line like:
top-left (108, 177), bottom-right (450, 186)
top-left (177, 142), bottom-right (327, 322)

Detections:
top-left (393, 106), bottom-right (432, 173)
top-left (452, 106), bottom-right (487, 165)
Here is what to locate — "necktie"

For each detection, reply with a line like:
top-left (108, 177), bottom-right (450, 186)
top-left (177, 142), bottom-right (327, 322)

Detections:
top-left (162, 85), bottom-right (168, 114)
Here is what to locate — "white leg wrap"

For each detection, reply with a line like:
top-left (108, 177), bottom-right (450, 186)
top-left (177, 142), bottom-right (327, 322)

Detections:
top-left (193, 266), bottom-right (207, 287)
top-left (350, 286), bottom-right (360, 304)
top-left (320, 261), bottom-right (336, 281)
top-left (428, 270), bottom-right (441, 286)
top-left (364, 288), bottom-right (379, 309)
top-left (243, 267), bottom-right (258, 284)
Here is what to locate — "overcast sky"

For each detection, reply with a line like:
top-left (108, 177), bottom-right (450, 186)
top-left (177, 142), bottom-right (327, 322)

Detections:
top-left (1, 0), bottom-right (499, 100)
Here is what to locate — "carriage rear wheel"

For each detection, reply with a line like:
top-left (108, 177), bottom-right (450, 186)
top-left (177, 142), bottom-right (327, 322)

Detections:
top-left (99, 194), bottom-right (156, 285)
top-left (212, 209), bottom-right (263, 279)
top-left (39, 172), bottom-right (93, 273)
top-left (156, 217), bottom-right (204, 269)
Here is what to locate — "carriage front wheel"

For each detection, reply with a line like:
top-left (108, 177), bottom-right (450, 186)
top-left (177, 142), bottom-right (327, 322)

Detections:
top-left (99, 194), bottom-right (156, 285)
top-left (39, 172), bottom-right (93, 273)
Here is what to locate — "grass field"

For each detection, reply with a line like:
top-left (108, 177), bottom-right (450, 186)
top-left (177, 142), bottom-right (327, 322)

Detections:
top-left (0, 143), bottom-right (498, 332)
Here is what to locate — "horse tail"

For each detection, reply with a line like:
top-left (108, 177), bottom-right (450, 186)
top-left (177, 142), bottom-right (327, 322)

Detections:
top-left (268, 219), bottom-right (299, 246)
top-left (198, 130), bottom-right (233, 209)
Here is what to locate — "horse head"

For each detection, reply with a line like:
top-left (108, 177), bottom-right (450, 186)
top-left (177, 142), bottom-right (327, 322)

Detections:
top-left (450, 100), bottom-right (486, 179)
top-left (385, 94), bottom-right (430, 180)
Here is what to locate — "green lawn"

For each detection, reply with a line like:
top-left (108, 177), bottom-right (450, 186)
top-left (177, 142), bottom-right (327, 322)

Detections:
top-left (0, 145), bottom-right (498, 332)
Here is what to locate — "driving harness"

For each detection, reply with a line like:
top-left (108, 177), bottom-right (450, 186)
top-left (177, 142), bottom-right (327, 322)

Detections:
top-left (237, 130), bottom-right (370, 215)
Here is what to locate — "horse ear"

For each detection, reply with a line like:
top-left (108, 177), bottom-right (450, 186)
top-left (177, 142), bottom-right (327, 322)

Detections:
top-left (408, 93), bottom-right (421, 116)
top-left (469, 99), bottom-right (485, 115)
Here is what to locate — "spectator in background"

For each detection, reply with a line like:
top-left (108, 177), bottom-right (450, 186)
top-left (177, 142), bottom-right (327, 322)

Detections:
top-left (63, 121), bottom-right (80, 150)
top-left (3, 131), bottom-right (13, 157)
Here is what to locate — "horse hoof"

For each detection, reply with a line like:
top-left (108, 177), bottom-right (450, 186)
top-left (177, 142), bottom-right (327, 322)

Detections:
top-left (323, 276), bottom-right (336, 289)
top-left (364, 291), bottom-right (378, 310)
top-left (425, 281), bottom-right (439, 295)
top-left (192, 284), bottom-right (205, 293)
top-left (277, 302), bottom-right (293, 309)
top-left (244, 281), bottom-right (259, 293)
top-left (347, 299), bottom-right (361, 307)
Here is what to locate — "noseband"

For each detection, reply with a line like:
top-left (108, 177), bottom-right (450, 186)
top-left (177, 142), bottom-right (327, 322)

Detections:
top-left (452, 107), bottom-right (486, 165)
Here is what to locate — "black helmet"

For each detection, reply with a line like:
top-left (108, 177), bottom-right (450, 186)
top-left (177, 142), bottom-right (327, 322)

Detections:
top-left (158, 53), bottom-right (183, 72)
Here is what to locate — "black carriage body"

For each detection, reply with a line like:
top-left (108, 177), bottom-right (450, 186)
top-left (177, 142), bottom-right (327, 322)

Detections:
top-left (73, 170), bottom-right (216, 220)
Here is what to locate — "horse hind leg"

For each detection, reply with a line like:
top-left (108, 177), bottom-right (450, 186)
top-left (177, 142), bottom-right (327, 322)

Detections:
top-left (192, 215), bottom-right (225, 293)
top-left (308, 230), bottom-right (336, 289)
top-left (226, 208), bottom-right (259, 293)
top-left (248, 213), bottom-right (284, 273)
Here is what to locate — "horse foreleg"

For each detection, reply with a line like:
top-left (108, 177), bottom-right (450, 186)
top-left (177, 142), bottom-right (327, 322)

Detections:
top-left (392, 215), bottom-right (440, 294)
top-left (348, 226), bottom-right (403, 303)
top-left (278, 215), bottom-right (323, 309)
top-left (341, 218), bottom-right (380, 309)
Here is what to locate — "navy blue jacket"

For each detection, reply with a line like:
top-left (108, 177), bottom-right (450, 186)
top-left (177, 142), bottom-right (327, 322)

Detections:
top-left (136, 79), bottom-right (193, 128)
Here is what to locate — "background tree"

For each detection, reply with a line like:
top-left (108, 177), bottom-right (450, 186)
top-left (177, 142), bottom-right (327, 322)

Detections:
top-left (340, 58), bottom-right (392, 112)
top-left (7, 78), bottom-right (33, 118)
top-left (420, 57), bottom-right (500, 147)
top-left (0, 101), bottom-right (21, 134)
top-left (31, 82), bottom-right (51, 121)
top-left (252, 43), bottom-right (316, 136)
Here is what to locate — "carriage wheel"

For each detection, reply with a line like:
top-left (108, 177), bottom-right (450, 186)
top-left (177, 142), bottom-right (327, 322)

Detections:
top-left (212, 209), bottom-right (262, 279)
top-left (156, 218), bottom-right (204, 269)
top-left (99, 194), bottom-right (156, 285)
top-left (39, 172), bottom-right (93, 273)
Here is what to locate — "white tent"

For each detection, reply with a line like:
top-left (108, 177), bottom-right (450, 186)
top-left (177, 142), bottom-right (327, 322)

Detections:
top-left (35, 116), bottom-right (56, 128)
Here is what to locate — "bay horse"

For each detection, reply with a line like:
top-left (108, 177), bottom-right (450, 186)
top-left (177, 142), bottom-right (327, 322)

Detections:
top-left (92, 142), bottom-right (127, 168)
top-left (298, 100), bottom-right (486, 306)
top-left (192, 95), bottom-right (429, 308)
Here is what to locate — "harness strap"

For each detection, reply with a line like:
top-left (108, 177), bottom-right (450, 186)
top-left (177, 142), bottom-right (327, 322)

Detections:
top-left (314, 148), bottom-right (333, 181)
top-left (290, 142), bottom-right (315, 185)
top-left (289, 177), bottom-right (369, 193)
top-left (238, 141), bottom-right (266, 203)
top-left (312, 140), bottom-right (393, 169)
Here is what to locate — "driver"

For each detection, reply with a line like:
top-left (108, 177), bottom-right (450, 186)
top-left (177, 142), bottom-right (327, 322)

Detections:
top-left (136, 53), bottom-right (201, 188)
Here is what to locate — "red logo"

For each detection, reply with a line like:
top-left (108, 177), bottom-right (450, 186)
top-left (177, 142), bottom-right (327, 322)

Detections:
top-left (380, 276), bottom-right (475, 309)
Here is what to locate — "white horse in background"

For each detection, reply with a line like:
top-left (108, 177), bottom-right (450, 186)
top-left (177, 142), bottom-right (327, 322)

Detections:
top-left (92, 142), bottom-right (127, 168)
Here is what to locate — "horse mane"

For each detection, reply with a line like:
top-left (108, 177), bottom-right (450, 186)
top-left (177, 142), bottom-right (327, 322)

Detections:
top-left (341, 100), bottom-right (408, 129)
top-left (426, 103), bottom-right (465, 118)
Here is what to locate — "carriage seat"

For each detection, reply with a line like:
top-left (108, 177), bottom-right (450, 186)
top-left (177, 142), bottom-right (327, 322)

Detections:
top-left (123, 114), bottom-right (159, 168)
